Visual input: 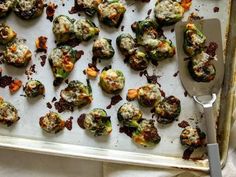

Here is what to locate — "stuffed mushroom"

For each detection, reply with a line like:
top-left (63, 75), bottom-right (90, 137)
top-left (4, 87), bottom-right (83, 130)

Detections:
top-left (116, 33), bottom-right (136, 56)
top-left (93, 38), bottom-right (114, 59)
top-left (60, 80), bottom-right (93, 108)
top-left (0, 0), bottom-right (15, 17)
top-left (154, 0), bottom-right (184, 26)
top-left (75, 0), bottom-right (102, 16)
top-left (0, 97), bottom-right (20, 126)
top-left (39, 112), bottom-right (65, 133)
top-left (180, 126), bottom-right (206, 148)
top-left (188, 51), bottom-right (216, 82)
top-left (4, 39), bottom-right (32, 67)
top-left (81, 108), bottom-right (112, 136)
top-left (132, 119), bottom-right (161, 147)
top-left (98, 0), bottom-right (126, 28)
top-left (24, 80), bottom-right (45, 97)
top-left (99, 69), bottom-right (125, 94)
top-left (52, 15), bottom-right (75, 44)
top-left (155, 96), bottom-right (181, 124)
top-left (129, 50), bottom-right (149, 71)
top-left (48, 45), bottom-right (78, 86)
top-left (14, 0), bottom-right (45, 20)
top-left (137, 84), bottom-right (162, 107)
top-left (184, 23), bottom-right (206, 56)
top-left (73, 19), bottom-right (100, 42)
top-left (117, 102), bottom-right (142, 127)
top-left (0, 23), bottom-right (17, 45)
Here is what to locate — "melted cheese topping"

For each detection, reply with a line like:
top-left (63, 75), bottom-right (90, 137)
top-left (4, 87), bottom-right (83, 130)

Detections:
top-left (119, 103), bottom-right (141, 121)
top-left (101, 69), bottom-right (124, 91)
top-left (138, 84), bottom-right (162, 101)
top-left (93, 38), bottom-right (112, 56)
top-left (120, 37), bottom-right (135, 53)
top-left (192, 51), bottom-right (210, 68)
top-left (53, 16), bottom-right (73, 34)
top-left (17, 0), bottom-right (36, 11)
top-left (0, 102), bottom-right (18, 122)
top-left (0, 0), bottom-right (14, 12)
top-left (77, 0), bottom-right (94, 8)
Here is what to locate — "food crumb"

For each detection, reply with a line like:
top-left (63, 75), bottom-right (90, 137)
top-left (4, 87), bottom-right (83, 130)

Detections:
top-left (40, 55), bottom-right (47, 67)
top-left (178, 120), bottom-right (190, 128)
top-left (213, 7), bottom-right (219, 13)
top-left (46, 102), bottom-right (52, 109)
top-left (9, 80), bottom-right (22, 93)
top-left (106, 95), bottom-right (123, 109)
top-left (25, 64), bottom-right (36, 80)
top-left (173, 71), bottom-right (179, 77)
top-left (54, 98), bottom-right (74, 113)
top-left (52, 97), bottom-right (57, 102)
top-left (46, 2), bottom-right (58, 22)
top-left (65, 116), bottom-right (73, 130)
top-left (35, 36), bottom-right (48, 53)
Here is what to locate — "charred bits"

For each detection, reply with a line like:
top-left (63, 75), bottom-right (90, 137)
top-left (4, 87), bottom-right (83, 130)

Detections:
top-left (77, 114), bottom-right (86, 129)
top-left (139, 70), bottom-right (161, 86)
top-left (106, 95), bottom-right (123, 109)
top-left (178, 120), bottom-right (190, 128)
top-left (46, 2), bottom-right (58, 22)
top-left (65, 116), bottom-right (73, 130)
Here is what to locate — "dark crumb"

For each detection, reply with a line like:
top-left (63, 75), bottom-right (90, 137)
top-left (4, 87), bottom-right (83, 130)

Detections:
top-left (102, 65), bottom-right (112, 72)
top-left (52, 97), bottom-right (57, 102)
top-left (178, 120), bottom-right (190, 128)
top-left (159, 89), bottom-right (165, 97)
top-left (35, 36), bottom-right (48, 53)
top-left (213, 7), bottom-right (219, 13)
top-left (65, 116), bottom-right (73, 130)
top-left (147, 9), bottom-right (152, 16)
top-left (83, 70), bottom-right (86, 75)
top-left (68, 5), bottom-right (79, 14)
top-left (121, 25), bottom-right (124, 31)
top-left (182, 147), bottom-right (194, 160)
top-left (106, 95), bottom-right (123, 109)
top-left (76, 50), bottom-right (84, 60)
top-left (54, 98), bottom-right (74, 113)
top-left (88, 63), bottom-right (100, 72)
top-left (25, 64), bottom-right (36, 80)
top-left (46, 2), bottom-right (58, 22)
top-left (195, 8), bottom-right (199, 12)
top-left (119, 126), bottom-right (136, 137)
top-left (171, 28), bottom-right (174, 33)
top-left (20, 94), bottom-right (27, 97)
top-left (65, 79), bottom-right (69, 84)
top-left (151, 59), bottom-right (159, 66)
top-left (188, 12), bottom-right (204, 21)
top-left (58, 38), bottom-right (81, 47)
top-left (184, 90), bottom-right (188, 97)
top-left (62, 3), bottom-right (65, 6)
top-left (77, 114), bottom-right (86, 129)
top-left (0, 75), bottom-right (13, 88)
top-left (139, 70), bottom-right (161, 86)
top-left (132, 10), bottom-right (135, 12)
top-left (46, 102), bottom-right (52, 109)
top-left (173, 71), bottom-right (179, 77)
top-left (40, 55), bottom-right (47, 67)
top-left (205, 42), bottom-right (218, 57)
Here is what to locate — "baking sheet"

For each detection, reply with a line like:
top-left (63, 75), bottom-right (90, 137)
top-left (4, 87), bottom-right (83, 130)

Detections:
top-left (0, 0), bottom-right (232, 171)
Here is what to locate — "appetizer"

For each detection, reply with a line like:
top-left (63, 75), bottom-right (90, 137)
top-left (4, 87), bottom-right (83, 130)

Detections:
top-left (99, 69), bottom-right (125, 94)
top-left (60, 80), bottom-right (93, 108)
top-left (0, 97), bottom-right (20, 126)
top-left (75, 0), bottom-right (102, 16)
top-left (48, 45), bottom-right (78, 86)
top-left (39, 112), bottom-right (65, 133)
top-left (154, 0), bottom-right (184, 26)
top-left (184, 23), bottom-right (206, 56)
top-left (4, 39), bottom-right (32, 67)
top-left (116, 33), bottom-right (136, 56)
top-left (129, 50), bottom-right (149, 71)
top-left (80, 108), bottom-right (112, 136)
top-left (188, 51), bottom-right (216, 82)
top-left (98, 0), bottom-right (126, 28)
top-left (0, 0), bottom-right (15, 17)
top-left (155, 96), bottom-right (181, 124)
top-left (14, 0), bottom-right (45, 20)
top-left (0, 23), bottom-right (17, 45)
top-left (132, 119), bottom-right (161, 147)
top-left (180, 126), bottom-right (206, 148)
top-left (137, 84), bottom-right (162, 107)
top-left (93, 38), bottom-right (114, 60)
top-left (117, 102), bottom-right (142, 128)
top-left (52, 15), bottom-right (74, 44)
top-left (73, 19), bottom-right (100, 42)
top-left (24, 80), bottom-right (45, 97)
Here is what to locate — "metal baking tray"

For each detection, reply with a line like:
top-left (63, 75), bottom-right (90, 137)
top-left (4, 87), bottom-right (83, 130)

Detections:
top-left (0, 0), bottom-right (233, 171)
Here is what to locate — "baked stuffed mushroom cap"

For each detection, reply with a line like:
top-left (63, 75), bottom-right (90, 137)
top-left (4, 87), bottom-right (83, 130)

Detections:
top-left (99, 69), bottom-right (125, 94)
top-left (116, 33), bottom-right (136, 56)
top-left (137, 84), bottom-right (162, 107)
top-left (180, 126), bottom-right (206, 148)
top-left (52, 15), bottom-right (75, 44)
top-left (39, 112), bottom-right (65, 133)
top-left (24, 80), bottom-right (45, 97)
top-left (73, 19), bottom-right (100, 42)
top-left (0, 0), bottom-right (15, 17)
top-left (154, 0), bottom-right (184, 26)
top-left (148, 39), bottom-right (175, 61)
top-left (93, 38), bottom-right (115, 59)
top-left (75, 0), bottom-right (102, 16)
top-left (4, 39), bottom-right (32, 67)
top-left (132, 119), bottom-right (161, 147)
top-left (188, 51), bottom-right (216, 82)
top-left (129, 50), bottom-right (149, 71)
top-left (82, 108), bottom-right (112, 136)
top-left (0, 97), bottom-right (20, 126)
top-left (60, 80), bottom-right (93, 108)
top-left (184, 23), bottom-right (206, 56)
top-left (0, 23), bottom-right (17, 45)
top-left (98, 0), bottom-right (126, 28)
top-left (155, 96), bottom-right (181, 124)
top-left (14, 0), bottom-right (45, 20)
top-left (117, 102), bottom-right (142, 128)
top-left (48, 45), bottom-right (78, 86)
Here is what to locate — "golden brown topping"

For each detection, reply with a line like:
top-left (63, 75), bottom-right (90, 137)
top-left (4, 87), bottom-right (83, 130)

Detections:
top-left (86, 66), bottom-right (99, 78)
top-left (127, 89), bottom-right (138, 101)
top-left (9, 80), bottom-right (22, 94)
top-left (35, 36), bottom-right (48, 52)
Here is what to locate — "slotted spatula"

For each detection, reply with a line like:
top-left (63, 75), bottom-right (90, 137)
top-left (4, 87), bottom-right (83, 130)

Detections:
top-left (175, 19), bottom-right (224, 177)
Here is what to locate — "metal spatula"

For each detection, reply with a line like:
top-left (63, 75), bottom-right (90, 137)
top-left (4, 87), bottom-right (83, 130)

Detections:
top-left (175, 19), bottom-right (224, 177)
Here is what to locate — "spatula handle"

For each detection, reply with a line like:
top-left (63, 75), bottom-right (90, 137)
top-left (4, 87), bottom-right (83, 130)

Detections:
top-left (207, 143), bottom-right (222, 177)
